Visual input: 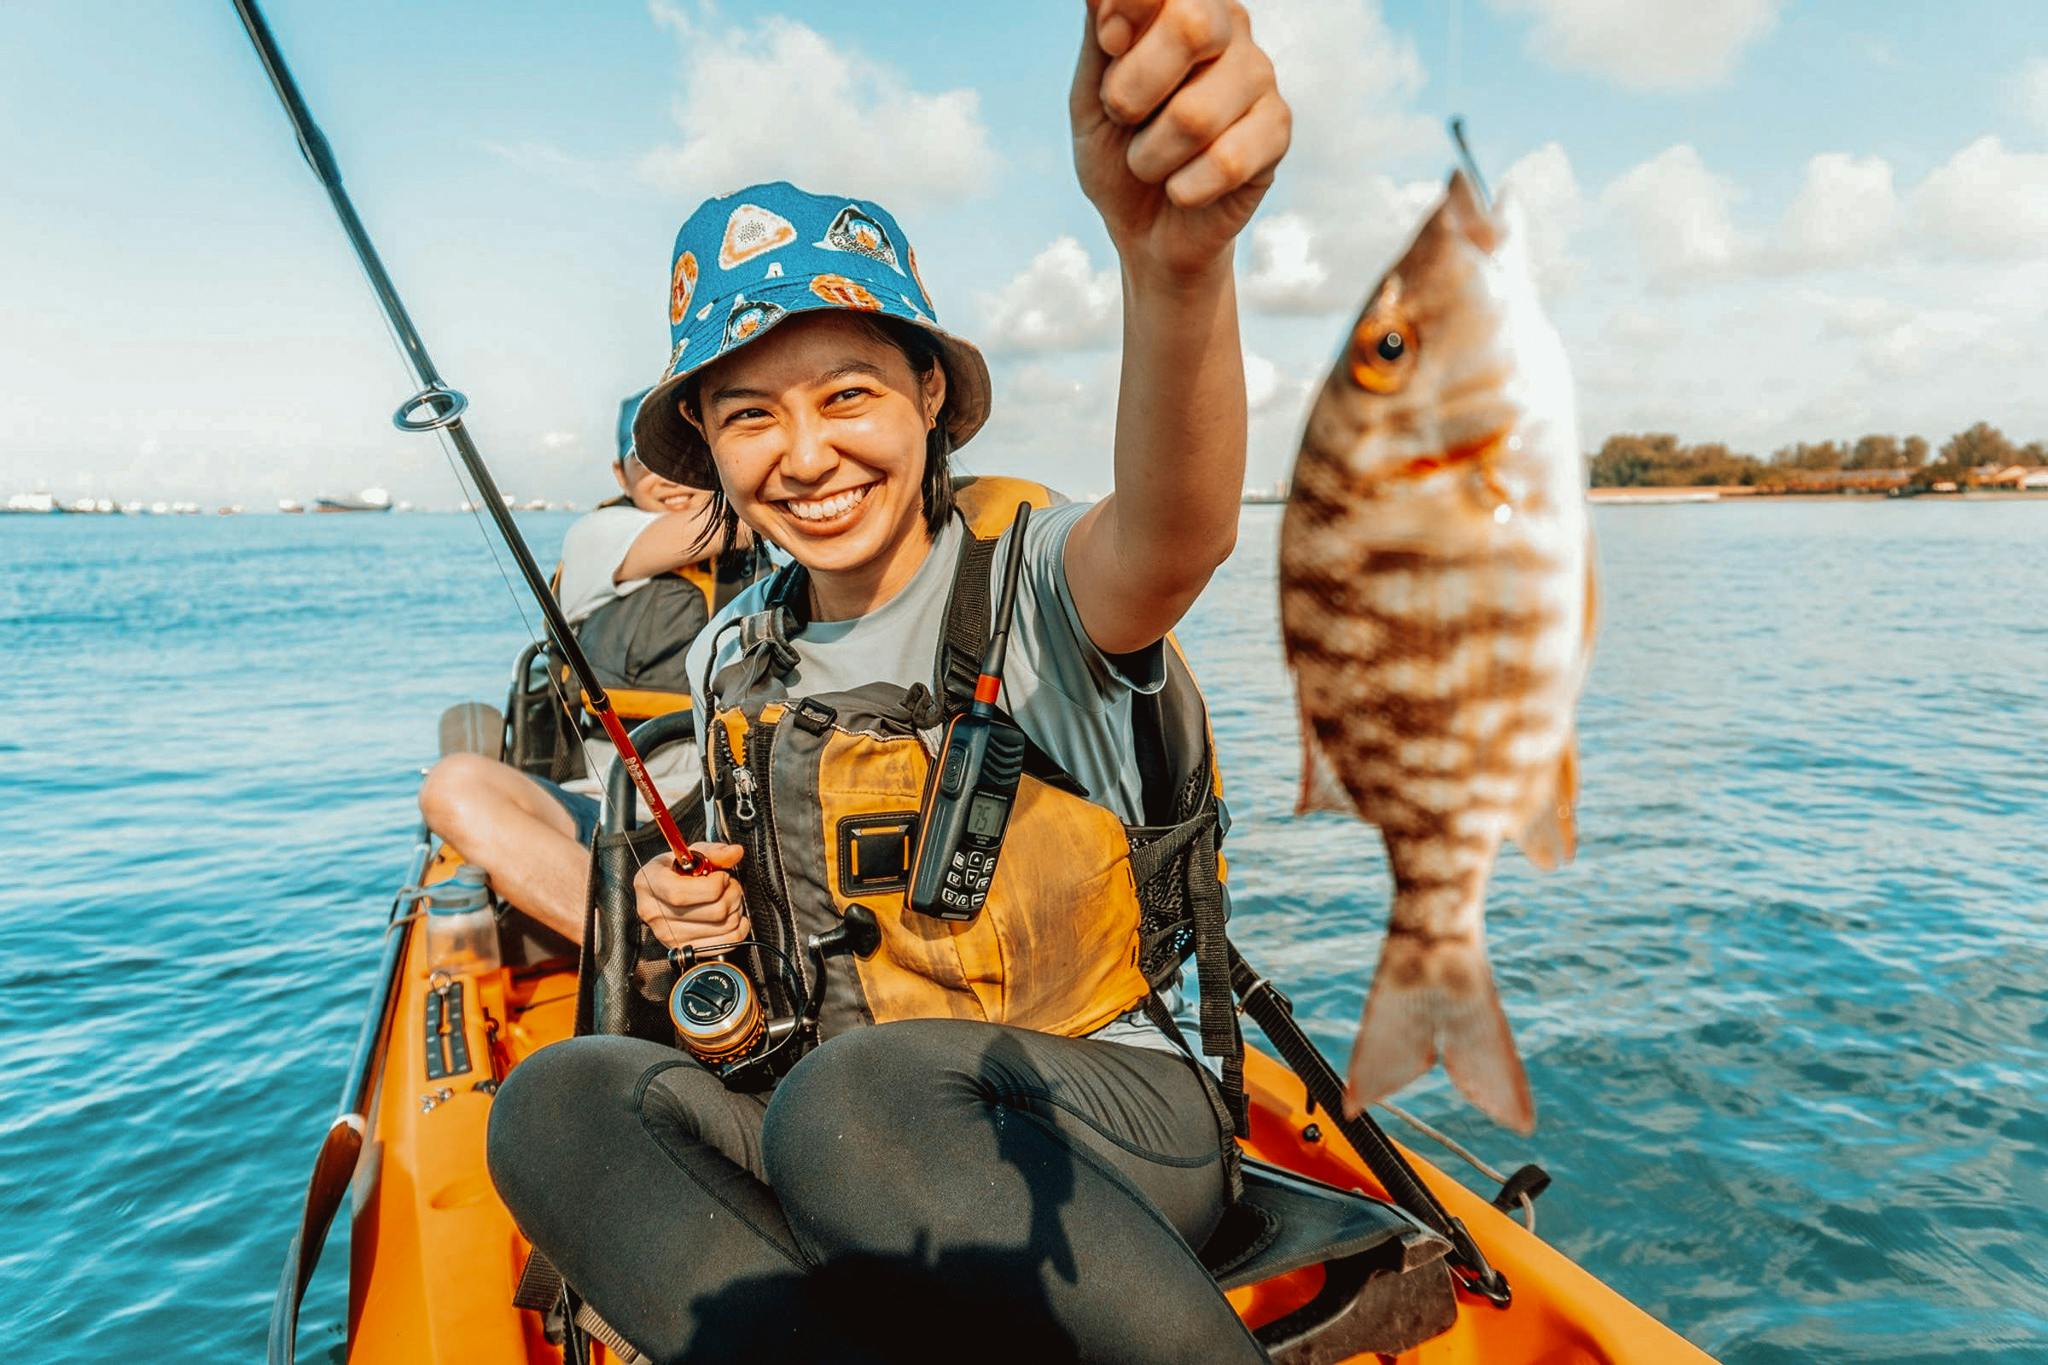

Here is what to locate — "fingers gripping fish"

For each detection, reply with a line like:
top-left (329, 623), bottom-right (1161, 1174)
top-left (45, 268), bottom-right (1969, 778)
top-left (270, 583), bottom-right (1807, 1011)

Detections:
top-left (1278, 170), bottom-right (1594, 1134)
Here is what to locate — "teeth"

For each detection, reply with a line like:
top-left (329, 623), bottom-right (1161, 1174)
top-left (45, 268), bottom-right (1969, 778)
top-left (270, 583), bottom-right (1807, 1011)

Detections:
top-left (786, 484), bottom-right (871, 522)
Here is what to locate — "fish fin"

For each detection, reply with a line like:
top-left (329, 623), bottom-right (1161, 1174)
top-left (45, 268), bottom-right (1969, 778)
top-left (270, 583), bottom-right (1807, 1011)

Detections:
top-left (1295, 711), bottom-right (1356, 816)
top-left (1512, 737), bottom-right (1579, 872)
top-left (1344, 930), bottom-right (1535, 1134)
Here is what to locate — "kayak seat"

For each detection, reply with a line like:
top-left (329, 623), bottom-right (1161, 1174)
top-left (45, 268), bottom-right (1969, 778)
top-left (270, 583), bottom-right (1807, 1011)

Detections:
top-left (1199, 1159), bottom-right (1459, 1362)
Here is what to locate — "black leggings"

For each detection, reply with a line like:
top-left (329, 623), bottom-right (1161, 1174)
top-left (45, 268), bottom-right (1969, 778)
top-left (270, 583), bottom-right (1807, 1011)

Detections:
top-left (487, 1019), bottom-right (1268, 1364)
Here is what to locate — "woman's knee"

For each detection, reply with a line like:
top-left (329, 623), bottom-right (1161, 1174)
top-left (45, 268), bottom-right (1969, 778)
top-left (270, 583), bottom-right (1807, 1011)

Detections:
top-left (418, 752), bottom-right (493, 829)
top-left (486, 1036), bottom-right (666, 1224)
top-left (761, 1021), bottom-right (1020, 1232)
top-left (764, 1022), bottom-right (983, 1157)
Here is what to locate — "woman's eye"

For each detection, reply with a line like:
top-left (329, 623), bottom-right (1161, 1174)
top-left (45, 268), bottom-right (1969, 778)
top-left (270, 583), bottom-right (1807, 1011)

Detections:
top-left (828, 387), bottom-right (871, 406)
top-left (721, 406), bottom-right (769, 427)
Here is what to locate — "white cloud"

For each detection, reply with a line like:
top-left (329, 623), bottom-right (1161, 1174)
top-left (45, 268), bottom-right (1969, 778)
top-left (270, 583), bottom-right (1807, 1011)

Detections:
top-left (1244, 348), bottom-right (1313, 417)
top-left (1498, 142), bottom-right (1585, 296)
top-left (539, 430), bottom-right (580, 452)
top-left (1775, 153), bottom-right (1897, 269)
top-left (1491, 0), bottom-right (1782, 93)
top-left (977, 237), bottom-right (1121, 353)
top-left (2015, 57), bottom-right (2048, 135)
top-left (1252, 0), bottom-right (1436, 167)
top-left (1607, 307), bottom-right (1681, 349)
top-left (1241, 175), bottom-right (1442, 316)
top-left (971, 357), bottom-right (1123, 496)
top-left (638, 2), bottom-right (996, 210)
top-left (1236, 0), bottom-right (1442, 316)
top-left (1910, 136), bottom-right (2048, 260)
top-left (1859, 309), bottom-right (1999, 380)
top-left (1601, 144), bottom-right (1742, 285)
top-left (1241, 213), bottom-right (1329, 313)
top-left (1814, 293), bottom-right (1907, 340)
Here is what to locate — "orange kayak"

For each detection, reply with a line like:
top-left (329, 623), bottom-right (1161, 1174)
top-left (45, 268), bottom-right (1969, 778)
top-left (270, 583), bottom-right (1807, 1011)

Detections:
top-left (297, 843), bottom-right (1717, 1365)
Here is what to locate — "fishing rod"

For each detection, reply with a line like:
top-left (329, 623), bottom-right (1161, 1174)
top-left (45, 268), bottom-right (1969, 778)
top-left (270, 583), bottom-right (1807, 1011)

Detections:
top-left (228, 0), bottom-right (706, 877)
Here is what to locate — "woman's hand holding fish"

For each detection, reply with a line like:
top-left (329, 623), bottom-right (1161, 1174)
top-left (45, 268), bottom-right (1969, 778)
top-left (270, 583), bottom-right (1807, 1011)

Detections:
top-left (1070, 0), bottom-right (1290, 280)
top-left (634, 842), bottom-right (751, 952)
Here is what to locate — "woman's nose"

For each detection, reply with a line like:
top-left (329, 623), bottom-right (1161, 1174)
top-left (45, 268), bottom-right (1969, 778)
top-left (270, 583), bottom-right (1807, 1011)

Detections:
top-left (778, 413), bottom-right (838, 485)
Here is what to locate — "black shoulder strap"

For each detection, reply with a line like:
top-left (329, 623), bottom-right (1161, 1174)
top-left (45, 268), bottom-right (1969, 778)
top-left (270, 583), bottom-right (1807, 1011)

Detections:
top-left (1130, 691), bottom-right (1175, 826)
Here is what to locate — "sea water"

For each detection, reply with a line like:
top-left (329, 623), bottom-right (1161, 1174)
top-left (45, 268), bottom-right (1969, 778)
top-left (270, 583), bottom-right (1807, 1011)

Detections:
top-left (1, 501), bottom-right (2042, 1361)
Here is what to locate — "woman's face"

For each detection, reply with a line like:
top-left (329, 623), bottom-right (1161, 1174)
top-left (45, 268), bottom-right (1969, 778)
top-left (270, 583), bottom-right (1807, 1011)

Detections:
top-left (690, 312), bottom-right (945, 591)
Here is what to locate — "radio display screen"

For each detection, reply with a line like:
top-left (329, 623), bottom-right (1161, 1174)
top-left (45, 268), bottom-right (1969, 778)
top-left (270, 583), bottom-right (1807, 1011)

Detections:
top-left (965, 792), bottom-right (1009, 839)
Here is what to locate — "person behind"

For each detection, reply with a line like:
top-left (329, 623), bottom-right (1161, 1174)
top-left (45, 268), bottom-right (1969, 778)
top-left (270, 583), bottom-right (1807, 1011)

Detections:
top-left (489, 3), bottom-right (1290, 1359)
top-left (419, 392), bottom-right (752, 943)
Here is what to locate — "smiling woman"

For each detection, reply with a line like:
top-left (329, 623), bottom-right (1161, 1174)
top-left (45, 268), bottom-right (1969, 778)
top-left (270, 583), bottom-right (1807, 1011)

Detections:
top-left (480, 2), bottom-right (1302, 1358)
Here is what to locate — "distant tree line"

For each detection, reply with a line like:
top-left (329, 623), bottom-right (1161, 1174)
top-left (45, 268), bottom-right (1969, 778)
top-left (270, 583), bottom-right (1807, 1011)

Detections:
top-left (1590, 422), bottom-right (2048, 489)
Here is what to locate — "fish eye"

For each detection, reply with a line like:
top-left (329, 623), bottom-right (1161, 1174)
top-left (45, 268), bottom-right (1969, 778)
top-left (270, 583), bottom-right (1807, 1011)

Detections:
top-left (1348, 314), bottom-right (1416, 395)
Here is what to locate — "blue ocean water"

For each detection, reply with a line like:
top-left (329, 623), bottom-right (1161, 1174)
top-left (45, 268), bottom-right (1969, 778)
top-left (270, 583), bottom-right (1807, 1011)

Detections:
top-left (1, 501), bottom-right (2043, 1361)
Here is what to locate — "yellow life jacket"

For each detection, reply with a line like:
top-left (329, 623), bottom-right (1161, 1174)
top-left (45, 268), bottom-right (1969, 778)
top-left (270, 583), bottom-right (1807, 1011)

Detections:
top-left (701, 477), bottom-right (1244, 1123)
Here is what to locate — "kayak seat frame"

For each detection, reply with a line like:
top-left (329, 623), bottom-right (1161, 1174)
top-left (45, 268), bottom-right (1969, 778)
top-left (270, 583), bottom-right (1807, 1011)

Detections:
top-left (1203, 1159), bottom-right (1458, 1362)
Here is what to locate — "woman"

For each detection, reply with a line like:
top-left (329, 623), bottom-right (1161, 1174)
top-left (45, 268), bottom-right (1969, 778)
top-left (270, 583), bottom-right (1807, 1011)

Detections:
top-left (489, 4), bottom-right (1290, 1359)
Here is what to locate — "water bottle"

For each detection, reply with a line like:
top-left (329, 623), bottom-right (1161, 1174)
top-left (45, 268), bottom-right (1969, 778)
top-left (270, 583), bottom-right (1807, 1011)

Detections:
top-left (424, 864), bottom-right (502, 976)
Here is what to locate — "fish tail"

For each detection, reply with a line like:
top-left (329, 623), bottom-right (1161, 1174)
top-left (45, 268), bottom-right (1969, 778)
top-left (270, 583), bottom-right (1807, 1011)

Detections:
top-left (1343, 927), bottom-right (1535, 1134)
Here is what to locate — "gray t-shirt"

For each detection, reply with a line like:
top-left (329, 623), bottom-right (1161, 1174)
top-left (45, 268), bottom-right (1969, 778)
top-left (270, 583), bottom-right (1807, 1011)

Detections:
top-left (684, 497), bottom-right (1182, 1053)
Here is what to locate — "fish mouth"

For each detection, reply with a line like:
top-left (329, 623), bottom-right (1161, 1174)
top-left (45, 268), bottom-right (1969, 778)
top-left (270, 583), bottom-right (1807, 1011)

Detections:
top-left (1396, 425), bottom-right (1513, 481)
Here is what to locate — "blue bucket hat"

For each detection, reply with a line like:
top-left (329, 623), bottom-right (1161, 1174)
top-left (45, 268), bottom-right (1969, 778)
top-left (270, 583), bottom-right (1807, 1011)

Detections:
top-left (616, 386), bottom-right (652, 466)
top-left (631, 181), bottom-right (993, 488)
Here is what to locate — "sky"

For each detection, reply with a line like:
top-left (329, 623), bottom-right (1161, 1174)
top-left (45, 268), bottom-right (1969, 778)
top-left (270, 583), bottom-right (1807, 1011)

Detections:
top-left (3, 0), bottom-right (2046, 508)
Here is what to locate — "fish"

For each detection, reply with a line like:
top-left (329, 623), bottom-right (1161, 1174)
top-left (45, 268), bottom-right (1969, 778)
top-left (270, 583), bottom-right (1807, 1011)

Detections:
top-left (1277, 169), bottom-right (1593, 1134)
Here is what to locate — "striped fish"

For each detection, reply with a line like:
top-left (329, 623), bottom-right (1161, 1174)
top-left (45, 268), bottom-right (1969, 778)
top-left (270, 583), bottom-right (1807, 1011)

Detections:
top-left (1278, 170), bottom-right (1593, 1133)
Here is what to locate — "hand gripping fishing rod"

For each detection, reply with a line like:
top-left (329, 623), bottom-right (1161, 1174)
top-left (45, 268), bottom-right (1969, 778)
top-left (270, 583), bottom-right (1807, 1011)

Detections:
top-left (229, 0), bottom-right (707, 877)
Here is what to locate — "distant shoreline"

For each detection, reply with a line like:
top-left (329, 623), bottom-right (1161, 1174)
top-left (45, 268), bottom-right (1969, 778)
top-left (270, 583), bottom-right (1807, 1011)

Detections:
top-left (1588, 487), bottom-right (2048, 504)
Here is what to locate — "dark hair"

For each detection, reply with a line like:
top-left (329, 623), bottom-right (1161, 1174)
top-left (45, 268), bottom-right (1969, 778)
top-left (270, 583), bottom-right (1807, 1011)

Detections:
top-left (686, 313), bottom-right (957, 557)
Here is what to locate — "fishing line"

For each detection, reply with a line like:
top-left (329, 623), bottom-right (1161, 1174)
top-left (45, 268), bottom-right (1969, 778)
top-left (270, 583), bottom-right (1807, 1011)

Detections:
top-left (357, 280), bottom-right (644, 846)
top-left (1378, 1098), bottom-right (1537, 1234)
top-left (1448, 0), bottom-right (1464, 120)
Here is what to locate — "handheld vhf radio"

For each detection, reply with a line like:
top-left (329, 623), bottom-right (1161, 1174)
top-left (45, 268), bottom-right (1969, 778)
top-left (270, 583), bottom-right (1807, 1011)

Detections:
top-left (907, 503), bottom-right (1035, 922)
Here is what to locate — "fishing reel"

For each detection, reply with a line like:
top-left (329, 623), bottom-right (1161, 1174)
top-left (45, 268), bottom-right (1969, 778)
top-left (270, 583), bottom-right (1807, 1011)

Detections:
top-left (667, 904), bottom-right (881, 1086)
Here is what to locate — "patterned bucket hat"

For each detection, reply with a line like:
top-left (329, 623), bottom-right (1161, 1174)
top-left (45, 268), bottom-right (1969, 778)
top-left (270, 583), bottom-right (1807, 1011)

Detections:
top-left (632, 181), bottom-right (993, 488)
top-left (616, 386), bottom-right (652, 466)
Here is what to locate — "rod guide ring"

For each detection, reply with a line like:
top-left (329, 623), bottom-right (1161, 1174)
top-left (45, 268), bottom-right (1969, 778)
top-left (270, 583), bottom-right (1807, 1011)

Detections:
top-left (393, 386), bottom-right (469, 432)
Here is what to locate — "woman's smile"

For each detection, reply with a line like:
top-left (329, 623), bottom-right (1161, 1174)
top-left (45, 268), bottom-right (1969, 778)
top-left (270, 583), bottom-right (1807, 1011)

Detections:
top-left (777, 479), bottom-right (878, 532)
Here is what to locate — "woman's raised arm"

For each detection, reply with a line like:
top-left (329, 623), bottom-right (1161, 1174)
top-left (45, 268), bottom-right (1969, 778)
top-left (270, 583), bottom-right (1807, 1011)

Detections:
top-left (1062, 0), bottom-right (1290, 654)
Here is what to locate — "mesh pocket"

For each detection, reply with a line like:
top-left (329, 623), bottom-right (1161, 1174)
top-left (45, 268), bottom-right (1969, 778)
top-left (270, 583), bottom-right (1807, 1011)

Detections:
top-left (1128, 765), bottom-right (1213, 986)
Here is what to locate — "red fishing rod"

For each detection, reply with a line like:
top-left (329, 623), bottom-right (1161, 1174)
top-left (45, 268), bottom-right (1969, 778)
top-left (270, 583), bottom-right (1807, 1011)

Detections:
top-left (230, 0), bottom-right (707, 875)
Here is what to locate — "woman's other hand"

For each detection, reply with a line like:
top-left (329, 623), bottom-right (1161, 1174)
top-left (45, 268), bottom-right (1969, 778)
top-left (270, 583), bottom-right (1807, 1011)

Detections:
top-left (635, 842), bottom-right (751, 952)
top-left (1069, 0), bottom-right (1290, 280)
